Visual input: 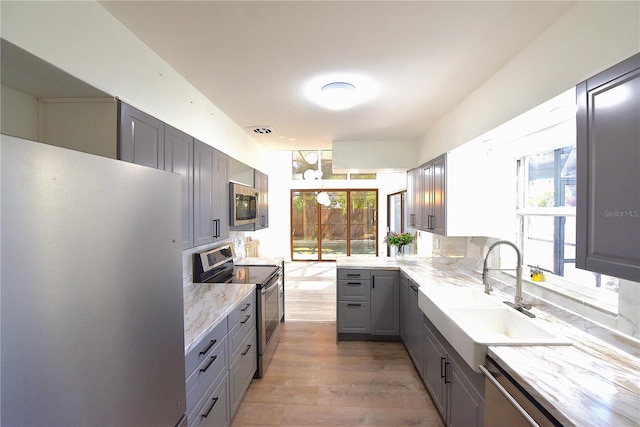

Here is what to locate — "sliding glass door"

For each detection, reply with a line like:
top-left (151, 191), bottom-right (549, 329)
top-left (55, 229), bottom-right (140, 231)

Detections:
top-left (291, 189), bottom-right (377, 261)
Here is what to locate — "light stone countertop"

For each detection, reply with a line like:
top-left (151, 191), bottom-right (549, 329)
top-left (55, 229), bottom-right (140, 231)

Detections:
top-left (183, 282), bottom-right (255, 355)
top-left (336, 255), bottom-right (640, 427)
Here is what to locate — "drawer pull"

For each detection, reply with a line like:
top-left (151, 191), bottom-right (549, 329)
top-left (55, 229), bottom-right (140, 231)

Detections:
top-left (240, 315), bottom-right (251, 324)
top-left (346, 282), bottom-right (362, 285)
top-left (199, 339), bottom-right (217, 356)
top-left (200, 355), bottom-right (217, 373)
top-left (347, 303), bottom-right (362, 307)
top-left (201, 396), bottom-right (219, 419)
top-left (240, 303), bottom-right (251, 312)
top-left (444, 361), bottom-right (451, 384)
top-left (346, 274), bottom-right (361, 278)
top-left (241, 344), bottom-right (252, 356)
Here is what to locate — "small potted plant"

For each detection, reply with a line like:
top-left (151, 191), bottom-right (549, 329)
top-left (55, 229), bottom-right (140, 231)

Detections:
top-left (384, 232), bottom-right (414, 260)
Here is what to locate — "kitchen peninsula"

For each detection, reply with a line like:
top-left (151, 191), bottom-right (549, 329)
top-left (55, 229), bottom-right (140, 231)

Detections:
top-left (336, 256), bottom-right (640, 426)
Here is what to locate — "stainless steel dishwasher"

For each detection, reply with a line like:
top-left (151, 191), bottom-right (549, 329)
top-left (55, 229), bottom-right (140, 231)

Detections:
top-left (481, 356), bottom-right (563, 427)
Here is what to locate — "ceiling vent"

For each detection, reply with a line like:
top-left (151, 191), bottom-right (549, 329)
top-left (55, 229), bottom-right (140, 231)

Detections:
top-left (248, 126), bottom-right (276, 135)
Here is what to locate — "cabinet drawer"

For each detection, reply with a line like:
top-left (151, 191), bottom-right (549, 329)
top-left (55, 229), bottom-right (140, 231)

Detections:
top-left (188, 372), bottom-right (229, 427)
top-left (337, 269), bottom-right (371, 281)
top-left (186, 336), bottom-right (227, 417)
top-left (228, 304), bottom-right (256, 362)
top-left (337, 302), bottom-right (371, 333)
top-left (337, 280), bottom-right (371, 301)
top-left (185, 318), bottom-right (227, 378)
top-left (228, 291), bottom-right (256, 328)
top-left (229, 330), bottom-right (257, 418)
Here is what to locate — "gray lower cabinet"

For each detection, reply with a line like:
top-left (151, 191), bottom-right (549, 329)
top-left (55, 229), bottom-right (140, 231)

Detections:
top-left (337, 268), bottom-right (399, 340)
top-left (576, 52), bottom-right (640, 282)
top-left (185, 291), bottom-right (256, 427)
top-left (400, 273), bottom-right (423, 378)
top-left (423, 316), bottom-right (484, 427)
top-left (371, 270), bottom-right (399, 335)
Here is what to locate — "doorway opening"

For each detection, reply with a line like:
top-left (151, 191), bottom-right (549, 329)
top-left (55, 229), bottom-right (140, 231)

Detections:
top-left (291, 189), bottom-right (378, 261)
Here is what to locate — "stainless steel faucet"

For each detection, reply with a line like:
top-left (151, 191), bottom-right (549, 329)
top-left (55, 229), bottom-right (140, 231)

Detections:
top-left (482, 240), bottom-right (534, 316)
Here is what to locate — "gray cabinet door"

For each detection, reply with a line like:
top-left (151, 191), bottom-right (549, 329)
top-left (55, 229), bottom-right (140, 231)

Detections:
top-left (194, 139), bottom-right (216, 247)
top-left (371, 271), bottom-right (399, 335)
top-left (399, 274), bottom-right (409, 343)
top-left (576, 52), bottom-right (640, 282)
top-left (337, 302), bottom-right (371, 333)
top-left (448, 357), bottom-right (484, 427)
top-left (424, 154), bottom-right (446, 235)
top-left (118, 101), bottom-right (164, 168)
top-left (194, 140), bottom-right (229, 246)
top-left (164, 124), bottom-right (194, 250)
top-left (214, 149), bottom-right (230, 241)
top-left (407, 281), bottom-right (424, 377)
top-left (423, 322), bottom-right (447, 418)
top-left (431, 154), bottom-right (446, 235)
top-left (254, 169), bottom-right (269, 230)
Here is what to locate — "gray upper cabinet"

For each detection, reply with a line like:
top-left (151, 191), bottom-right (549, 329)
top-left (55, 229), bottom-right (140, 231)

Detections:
top-left (254, 169), bottom-right (269, 230)
top-left (427, 154), bottom-right (446, 235)
top-left (576, 53), bottom-right (640, 282)
top-left (194, 139), bottom-right (229, 246)
top-left (118, 102), bottom-right (164, 169)
top-left (407, 167), bottom-right (424, 229)
top-left (407, 154), bottom-right (446, 235)
top-left (164, 124), bottom-right (194, 250)
top-left (118, 102), bottom-right (194, 249)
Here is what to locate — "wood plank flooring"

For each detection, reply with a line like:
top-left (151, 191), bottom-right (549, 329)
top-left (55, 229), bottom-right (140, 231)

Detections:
top-left (231, 262), bottom-right (444, 427)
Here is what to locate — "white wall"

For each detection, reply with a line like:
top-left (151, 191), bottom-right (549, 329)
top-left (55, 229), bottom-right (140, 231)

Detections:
top-left (417, 1), bottom-right (640, 163)
top-left (0, 1), bottom-right (268, 172)
top-left (1, 85), bottom-right (38, 140)
top-left (39, 98), bottom-right (117, 158)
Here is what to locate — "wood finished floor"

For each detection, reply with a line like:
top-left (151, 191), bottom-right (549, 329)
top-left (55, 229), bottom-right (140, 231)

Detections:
top-left (231, 262), bottom-right (444, 427)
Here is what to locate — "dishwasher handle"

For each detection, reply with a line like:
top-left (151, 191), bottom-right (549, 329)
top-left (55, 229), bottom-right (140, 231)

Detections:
top-left (479, 364), bottom-right (540, 427)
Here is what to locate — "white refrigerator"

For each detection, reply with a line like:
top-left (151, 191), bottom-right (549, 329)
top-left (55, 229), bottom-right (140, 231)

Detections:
top-left (1, 135), bottom-right (187, 426)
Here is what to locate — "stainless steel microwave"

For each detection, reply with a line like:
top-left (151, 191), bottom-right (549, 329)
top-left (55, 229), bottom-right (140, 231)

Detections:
top-left (230, 182), bottom-right (258, 226)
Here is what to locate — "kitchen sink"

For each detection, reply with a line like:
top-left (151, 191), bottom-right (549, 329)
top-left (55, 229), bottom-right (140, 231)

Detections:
top-left (421, 286), bottom-right (505, 309)
top-left (418, 286), bottom-right (571, 372)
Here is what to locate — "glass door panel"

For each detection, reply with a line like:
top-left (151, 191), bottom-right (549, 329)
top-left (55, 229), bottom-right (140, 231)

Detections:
top-left (320, 191), bottom-right (347, 260)
top-left (291, 189), bottom-right (378, 260)
top-left (291, 191), bottom-right (319, 260)
top-left (350, 190), bottom-right (377, 255)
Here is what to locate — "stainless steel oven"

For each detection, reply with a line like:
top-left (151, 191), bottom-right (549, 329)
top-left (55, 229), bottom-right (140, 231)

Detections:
top-left (257, 271), bottom-right (280, 378)
top-left (193, 244), bottom-right (281, 379)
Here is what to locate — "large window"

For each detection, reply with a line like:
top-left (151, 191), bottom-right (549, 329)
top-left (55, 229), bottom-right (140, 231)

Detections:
top-left (517, 146), bottom-right (619, 311)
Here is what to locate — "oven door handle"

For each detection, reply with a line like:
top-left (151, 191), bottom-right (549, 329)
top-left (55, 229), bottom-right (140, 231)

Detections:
top-left (261, 275), bottom-right (279, 294)
top-left (479, 364), bottom-right (540, 426)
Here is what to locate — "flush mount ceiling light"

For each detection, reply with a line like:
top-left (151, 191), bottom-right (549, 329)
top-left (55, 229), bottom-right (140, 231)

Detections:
top-left (319, 82), bottom-right (357, 110)
top-left (304, 73), bottom-right (378, 111)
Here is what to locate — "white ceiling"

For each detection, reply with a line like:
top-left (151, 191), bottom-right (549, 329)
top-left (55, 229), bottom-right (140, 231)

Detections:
top-left (99, 1), bottom-right (575, 151)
